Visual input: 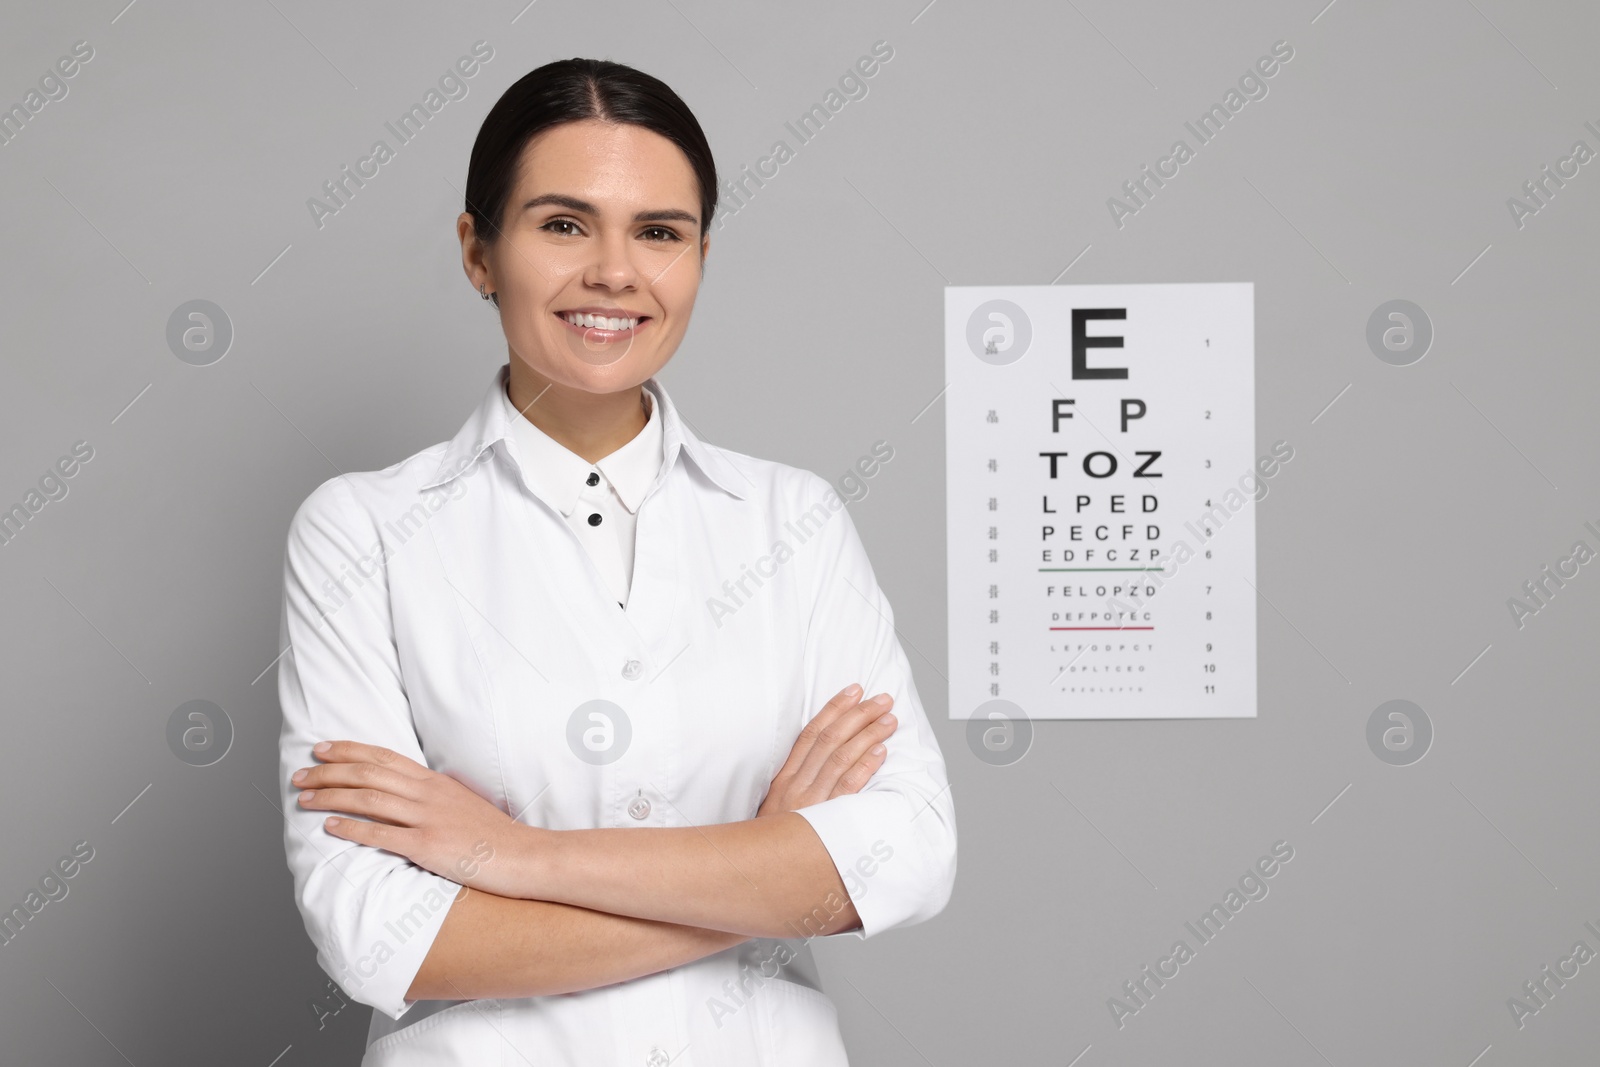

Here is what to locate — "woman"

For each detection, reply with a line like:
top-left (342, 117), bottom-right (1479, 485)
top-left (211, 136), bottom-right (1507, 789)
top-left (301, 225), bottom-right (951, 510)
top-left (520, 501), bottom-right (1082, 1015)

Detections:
top-left (276, 57), bottom-right (957, 1065)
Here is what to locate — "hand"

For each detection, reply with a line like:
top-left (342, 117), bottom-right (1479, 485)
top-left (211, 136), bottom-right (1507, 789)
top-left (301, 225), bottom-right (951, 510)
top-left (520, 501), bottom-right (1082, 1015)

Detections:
top-left (757, 685), bottom-right (897, 817)
top-left (291, 740), bottom-right (535, 898)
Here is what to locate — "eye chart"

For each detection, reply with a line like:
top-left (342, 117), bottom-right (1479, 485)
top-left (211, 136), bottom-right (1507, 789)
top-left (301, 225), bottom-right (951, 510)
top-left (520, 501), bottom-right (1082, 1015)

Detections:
top-left (946, 283), bottom-right (1258, 720)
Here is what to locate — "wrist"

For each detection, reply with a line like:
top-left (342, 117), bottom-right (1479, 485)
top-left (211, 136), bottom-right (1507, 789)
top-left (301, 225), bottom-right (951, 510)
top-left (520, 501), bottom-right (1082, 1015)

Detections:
top-left (494, 821), bottom-right (554, 899)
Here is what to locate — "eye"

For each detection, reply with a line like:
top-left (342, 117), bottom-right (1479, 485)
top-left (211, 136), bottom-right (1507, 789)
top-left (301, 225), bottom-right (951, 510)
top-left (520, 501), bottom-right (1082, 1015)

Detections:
top-left (641, 226), bottom-right (682, 243)
top-left (542, 218), bottom-right (583, 237)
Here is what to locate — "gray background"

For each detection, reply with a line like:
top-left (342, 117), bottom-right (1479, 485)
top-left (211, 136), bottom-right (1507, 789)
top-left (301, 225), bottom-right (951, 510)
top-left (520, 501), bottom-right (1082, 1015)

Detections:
top-left (2, 0), bottom-right (1596, 1064)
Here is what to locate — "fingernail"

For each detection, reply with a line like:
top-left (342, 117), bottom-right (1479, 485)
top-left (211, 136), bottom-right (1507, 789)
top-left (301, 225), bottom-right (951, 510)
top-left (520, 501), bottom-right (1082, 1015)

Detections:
top-left (298, 790), bottom-right (315, 802)
top-left (870, 744), bottom-right (886, 755)
top-left (871, 693), bottom-right (892, 706)
top-left (878, 713), bottom-right (896, 725)
top-left (843, 684), bottom-right (862, 698)
top-left (291, 769), bottom-right (307, 783)
top-left (313, 741), bottom-right (331, 755)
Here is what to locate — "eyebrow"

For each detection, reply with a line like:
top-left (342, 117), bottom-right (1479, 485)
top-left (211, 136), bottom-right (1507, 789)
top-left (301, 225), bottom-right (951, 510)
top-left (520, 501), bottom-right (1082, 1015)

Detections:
top-left (521, 192), bottom-right (699, 226)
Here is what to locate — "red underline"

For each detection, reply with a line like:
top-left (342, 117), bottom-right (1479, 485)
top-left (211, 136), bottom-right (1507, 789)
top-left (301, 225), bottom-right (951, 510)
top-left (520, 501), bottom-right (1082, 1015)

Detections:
top-left (1049, 626), bottom-right (1155, 630)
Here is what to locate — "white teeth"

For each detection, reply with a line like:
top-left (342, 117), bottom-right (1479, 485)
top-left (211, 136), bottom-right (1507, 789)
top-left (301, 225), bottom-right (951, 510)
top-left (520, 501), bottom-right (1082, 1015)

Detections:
top-left (563, 312), bottom-right (638, 331)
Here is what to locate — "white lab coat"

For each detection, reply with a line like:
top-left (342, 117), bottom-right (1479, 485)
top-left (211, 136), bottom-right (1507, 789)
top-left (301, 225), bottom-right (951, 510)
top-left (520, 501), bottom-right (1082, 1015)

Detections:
top-left (275, 363), bottom-right (957, 1065)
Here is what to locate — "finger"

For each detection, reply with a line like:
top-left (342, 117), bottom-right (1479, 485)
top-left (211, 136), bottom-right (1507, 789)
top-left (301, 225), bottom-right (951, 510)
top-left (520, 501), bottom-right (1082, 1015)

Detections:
top-left (829, 742), bottom-right (890, 800)
top-left (774, 685), bottom-right (863, 781)
top-left (292, 759), bottom-right (424, 800)
top-left (312, 740), bottom-right (429, 779)
top-left (793, 693), bottom-right (894, 789)
top-left (322, 814), bottom-right (407, 852)
top-left (812, 713), bottom-right (902, 796)
top-left (298, 785), bottom-right (421, 828)
top-left (792, 693), bottom-right (891, 787)
top-left (815, 712), bottom-right (896, 795)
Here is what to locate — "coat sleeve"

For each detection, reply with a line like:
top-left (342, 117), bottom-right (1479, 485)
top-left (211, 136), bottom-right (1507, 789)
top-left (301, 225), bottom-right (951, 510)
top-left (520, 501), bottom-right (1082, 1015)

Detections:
top-left (789, 472), bottom-right (958, 939)
top-left (275, 475), bottom-right (462, 1021)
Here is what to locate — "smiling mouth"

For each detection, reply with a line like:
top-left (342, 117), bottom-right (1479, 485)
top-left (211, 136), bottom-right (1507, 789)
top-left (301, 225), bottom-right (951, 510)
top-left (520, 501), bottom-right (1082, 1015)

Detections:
top-left (555, 311), bottom-right (650, 340)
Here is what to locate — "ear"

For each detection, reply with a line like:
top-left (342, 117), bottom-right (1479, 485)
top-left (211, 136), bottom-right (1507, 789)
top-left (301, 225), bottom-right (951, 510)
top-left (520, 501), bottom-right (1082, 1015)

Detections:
top-left (457, 211), bottom-right (493, 294)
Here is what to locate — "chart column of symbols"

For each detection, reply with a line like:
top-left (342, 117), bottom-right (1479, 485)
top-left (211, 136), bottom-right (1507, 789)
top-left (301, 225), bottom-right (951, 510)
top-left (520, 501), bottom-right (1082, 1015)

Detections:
top-left (945, 283), bottom-right (1258, 720)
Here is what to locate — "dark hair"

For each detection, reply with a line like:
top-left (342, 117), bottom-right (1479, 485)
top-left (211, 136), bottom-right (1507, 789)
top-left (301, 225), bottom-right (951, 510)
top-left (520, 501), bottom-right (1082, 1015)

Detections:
top-left (464, 58), bottom-right (718, 307)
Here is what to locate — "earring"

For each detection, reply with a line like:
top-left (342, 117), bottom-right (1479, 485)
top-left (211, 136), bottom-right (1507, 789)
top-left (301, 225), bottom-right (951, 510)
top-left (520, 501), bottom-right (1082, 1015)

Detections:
top-left (479, 283), bottom-right (491, 301)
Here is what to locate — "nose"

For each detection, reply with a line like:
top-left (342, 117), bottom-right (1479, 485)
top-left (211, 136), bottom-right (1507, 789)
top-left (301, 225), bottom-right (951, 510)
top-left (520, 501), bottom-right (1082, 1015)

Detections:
top-left (584, 227), bottom-right (641, 293)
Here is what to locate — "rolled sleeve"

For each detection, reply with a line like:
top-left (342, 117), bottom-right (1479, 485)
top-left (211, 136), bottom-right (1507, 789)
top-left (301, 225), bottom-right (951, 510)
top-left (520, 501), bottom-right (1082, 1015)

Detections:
top-left (790, 474), bottom-right (957, 940)
top-left (276, 475), bottom-right (462, 1021)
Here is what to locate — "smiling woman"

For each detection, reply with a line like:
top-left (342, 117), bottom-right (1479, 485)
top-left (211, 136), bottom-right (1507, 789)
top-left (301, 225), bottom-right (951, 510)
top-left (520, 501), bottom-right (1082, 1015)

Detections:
top-left (276, 57), bottom-right (957, 1067)
top-left (458, 69), bottom-right (717, 459)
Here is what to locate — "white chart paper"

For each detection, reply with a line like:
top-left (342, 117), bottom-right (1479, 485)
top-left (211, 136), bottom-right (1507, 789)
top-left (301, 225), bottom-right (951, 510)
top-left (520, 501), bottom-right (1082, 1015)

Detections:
top-left (945, 283), bottom-right (1259, 720)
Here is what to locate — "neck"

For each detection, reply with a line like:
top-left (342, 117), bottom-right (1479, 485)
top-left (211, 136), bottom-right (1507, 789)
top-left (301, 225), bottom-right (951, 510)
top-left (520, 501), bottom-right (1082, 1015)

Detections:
top-left (505, 361), bottom-right (650, 464)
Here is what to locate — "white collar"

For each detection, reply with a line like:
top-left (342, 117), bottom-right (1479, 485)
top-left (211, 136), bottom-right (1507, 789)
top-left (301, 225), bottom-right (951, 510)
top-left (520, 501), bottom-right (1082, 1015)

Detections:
top-left (498, 376), bottom-right (663, 516)
top-left (420, 363), bottom-right (750, 506)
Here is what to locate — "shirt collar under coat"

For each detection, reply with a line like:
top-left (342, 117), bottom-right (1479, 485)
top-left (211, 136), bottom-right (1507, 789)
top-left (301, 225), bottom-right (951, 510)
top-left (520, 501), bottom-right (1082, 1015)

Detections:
top-left (499, 370), bottom-right (662, 517)
top-left (418, 362), bottom-right (750, 508)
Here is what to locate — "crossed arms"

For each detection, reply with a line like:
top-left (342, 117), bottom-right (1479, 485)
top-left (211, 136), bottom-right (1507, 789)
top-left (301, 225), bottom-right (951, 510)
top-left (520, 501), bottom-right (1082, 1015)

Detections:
top-left (288, 688), bottom-right (901, 1004)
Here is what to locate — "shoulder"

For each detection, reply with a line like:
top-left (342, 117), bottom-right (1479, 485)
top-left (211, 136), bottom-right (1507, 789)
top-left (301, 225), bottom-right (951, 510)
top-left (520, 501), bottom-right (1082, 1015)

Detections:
top-left (696, 441), bottom-right (846, 515)
top-left (695, 443), bottom-right (867, 583)
top-left (285, 439), bottom-right (455, 548)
